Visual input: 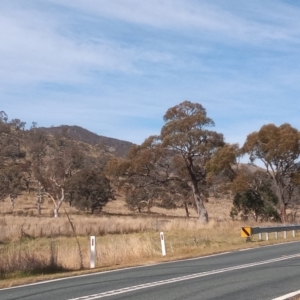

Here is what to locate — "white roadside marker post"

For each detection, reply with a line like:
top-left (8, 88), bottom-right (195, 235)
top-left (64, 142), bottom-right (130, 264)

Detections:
top-left (160, 232), bottom-right (166, 256)
top-left (90, 236), bottom-right (96, 269)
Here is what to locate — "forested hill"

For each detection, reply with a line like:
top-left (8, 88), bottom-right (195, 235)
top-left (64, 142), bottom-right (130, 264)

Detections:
top-left (38, 125), bottom-right (134, 158)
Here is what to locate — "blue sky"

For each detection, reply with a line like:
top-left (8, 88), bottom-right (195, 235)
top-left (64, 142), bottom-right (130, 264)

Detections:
top-left (1, 0), bottom-right (300, 147)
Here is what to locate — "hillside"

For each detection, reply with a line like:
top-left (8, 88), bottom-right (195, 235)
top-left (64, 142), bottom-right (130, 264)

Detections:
top-left (38, 125), bottom-right (134, 158)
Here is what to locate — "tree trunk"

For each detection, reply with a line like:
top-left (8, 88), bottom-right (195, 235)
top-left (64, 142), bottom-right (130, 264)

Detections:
top-left (198, 202), bottom-right (208, 223)
top-left (184, 201), bottom-right (190, 218)
top-left (280, 205), bottom-right (287, 223)
top-left (37, 193), bottom-right (42, 215)
top-left (37, 202), bottom-right (41, 215)
top-left (53, 198), bottom-right (64, 218)
top-left (274, 181), bottom-right (287, 223)
top-left (9, 194), bottom-right (14, 212)
top-left (47, 187), bottom-right (65, 218)
top-left (191, 182), bottom-right (208, 223)
top-left (54, 206), bottom-right (59, 218)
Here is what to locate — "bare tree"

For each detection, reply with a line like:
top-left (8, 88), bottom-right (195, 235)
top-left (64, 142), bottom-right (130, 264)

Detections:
top-left (30, 134), bottom-right (84, 217)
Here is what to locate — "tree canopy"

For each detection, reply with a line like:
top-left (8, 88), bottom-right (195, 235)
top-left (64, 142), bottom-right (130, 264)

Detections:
top-left (66, 169), bottom-right (114, 214)
top-left (243, 123), bottom-right (300, 222)
top-left (230, 166), bottom-right (280, 222)
top-left (108, 101), bottom-right (237, 222)
top-left (0, 112), bottom-right (114, 217)
top-left (1, 108), bottom-right (300, 223)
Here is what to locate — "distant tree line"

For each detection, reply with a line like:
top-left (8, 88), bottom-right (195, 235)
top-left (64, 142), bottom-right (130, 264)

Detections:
top-left (106, 101), bottom-right (300, 224)
top-left (1, 101), bottom-right (300, 223)
top-left (0, 111), bottom-right (114, 217)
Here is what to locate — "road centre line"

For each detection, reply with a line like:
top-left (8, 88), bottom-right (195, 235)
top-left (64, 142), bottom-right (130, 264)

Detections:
top-left (69, 253), bottom-right (300, 300)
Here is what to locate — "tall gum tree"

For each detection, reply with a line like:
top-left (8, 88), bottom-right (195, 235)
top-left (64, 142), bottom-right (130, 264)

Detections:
top-left (107, 101), bottom-right (235, 223)
top-left (243, 123), bottom-right (300, 223)
top-left (161, 101), bottom-right (225, 222)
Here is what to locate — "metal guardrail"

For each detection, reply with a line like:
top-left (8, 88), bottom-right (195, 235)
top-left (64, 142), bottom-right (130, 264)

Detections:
top-left (241, 225), bottom-right (300, 241)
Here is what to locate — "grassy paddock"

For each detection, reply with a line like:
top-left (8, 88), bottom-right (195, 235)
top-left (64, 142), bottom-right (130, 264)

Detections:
top-left (0, 214), bottom-right (237, 241)
top-left (1, 215), bottom-right (299, 289)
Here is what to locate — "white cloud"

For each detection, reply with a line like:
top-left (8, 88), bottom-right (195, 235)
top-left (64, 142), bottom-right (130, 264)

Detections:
top-left (50, 0), bottom-right (300, 45)
top-left (0, 2), bottom-right (174, 88)
top-left (1, 0), bottom-right (300, 145)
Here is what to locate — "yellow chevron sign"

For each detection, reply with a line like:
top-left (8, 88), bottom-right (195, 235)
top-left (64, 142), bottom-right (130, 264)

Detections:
top-left (241, 227), bottom-right (252, 237)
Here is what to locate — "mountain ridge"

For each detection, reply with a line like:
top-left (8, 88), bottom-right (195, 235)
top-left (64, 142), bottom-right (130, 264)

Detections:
top-left (38, 125), bottom-right (134, 158)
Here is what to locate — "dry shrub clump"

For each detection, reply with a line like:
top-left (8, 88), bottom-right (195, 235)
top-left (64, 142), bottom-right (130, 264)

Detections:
top-left (0, 238), bottom-right (65, 279)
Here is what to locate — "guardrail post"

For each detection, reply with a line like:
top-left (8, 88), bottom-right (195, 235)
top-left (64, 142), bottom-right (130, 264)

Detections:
top-left (284, 231), bottom-right (287, 239)
top-left (258, 233), bottom-right (262, 240)
top-left (292, 230), bottom-right (295, 238)
top-left (275, 232), bottom-right (278, 239)
top-left (265, 232), bottom-right (269, 241)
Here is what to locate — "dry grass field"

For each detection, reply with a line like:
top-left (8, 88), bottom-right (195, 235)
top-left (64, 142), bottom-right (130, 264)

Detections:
top-left (0, 192), bottom-right (299, 289)
top-left (0, 191), bottom-right (233, 219)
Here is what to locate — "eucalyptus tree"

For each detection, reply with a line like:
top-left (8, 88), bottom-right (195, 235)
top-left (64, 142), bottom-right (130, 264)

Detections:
top-left (30, 132), bottom-right (84, 217)
top-left (243, 123), bottom-right (300, 223)
top-left (107, 135), bottom-right (173, 211)
top-left (108, 101), bottom-right (235, 223)
top-left (229, 166), bottom-right (279, 222)
top-left (66, 168), bottom-right (114, 214)
top-left (159, 101), bottom-right (236, 222)
top-left (27, 128), bottom-right (49, 214)
top-left (0, 112), bottom-right (27, 209)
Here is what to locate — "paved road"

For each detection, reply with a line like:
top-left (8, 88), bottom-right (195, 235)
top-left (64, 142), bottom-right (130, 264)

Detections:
top-left (1, 241), bottom-right (300, 300)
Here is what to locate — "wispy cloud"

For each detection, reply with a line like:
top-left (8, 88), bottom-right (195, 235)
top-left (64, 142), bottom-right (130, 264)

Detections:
top-left (1, 0), bottom-right (300, 146)
top-left (0, 2), bottom-right (174, 87)
top-left (51, 0), bottom-right (300, 44)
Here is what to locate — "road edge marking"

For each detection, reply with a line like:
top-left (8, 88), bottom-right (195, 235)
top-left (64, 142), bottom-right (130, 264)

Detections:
top-left (1, 240), bottom-right (299, 291)
top-left (272, 290), bottom-right (300, 300)
top-left (67, 254), bottom-right (300, 300)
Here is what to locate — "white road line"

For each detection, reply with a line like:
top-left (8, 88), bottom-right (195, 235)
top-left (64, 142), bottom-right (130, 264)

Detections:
top-left (272, 289), bottom-right (300, 300)
top-left (68, 253), bottom-right (300, 300)
top-left (2, 241), bottom-right (299, 292)
top-left (0, 249), bottom-right (232, 292)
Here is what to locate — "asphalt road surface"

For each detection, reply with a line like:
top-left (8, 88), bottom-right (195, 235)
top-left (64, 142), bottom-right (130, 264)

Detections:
top-left (1, 241), bottom-right (300, 300)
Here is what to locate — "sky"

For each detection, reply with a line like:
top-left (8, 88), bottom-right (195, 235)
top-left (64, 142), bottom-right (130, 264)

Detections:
top-left (1, 0), bottom-right (300, 149)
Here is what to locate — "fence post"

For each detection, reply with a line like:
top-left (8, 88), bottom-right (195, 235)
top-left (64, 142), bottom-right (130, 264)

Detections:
top-left (90, 236), bottom-right (96, 268)
top-left (160, 232), bottom-right (166, 256)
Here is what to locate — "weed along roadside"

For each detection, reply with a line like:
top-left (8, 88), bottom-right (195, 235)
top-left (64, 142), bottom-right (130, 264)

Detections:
top-left (1, 215), bottom-right (300, 289)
